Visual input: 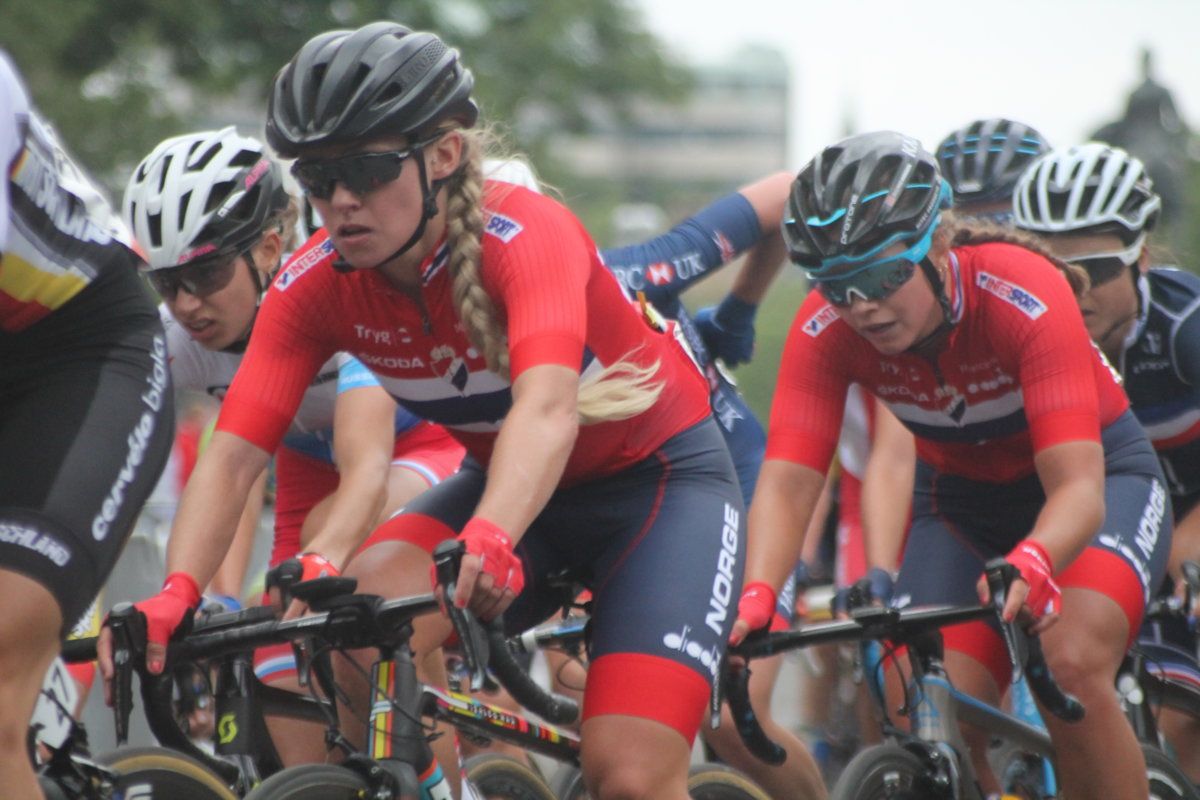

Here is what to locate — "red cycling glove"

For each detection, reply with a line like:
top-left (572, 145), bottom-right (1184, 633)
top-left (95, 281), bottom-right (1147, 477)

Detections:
top-left (453, 518), bottom-right (524, 604)
top-left (1005, 539), bottom-right (1061, 621)
top-left (135, 572), bottom-right (201, 671)
top-left (735, 581), bottom-right (778, 640)
top-left (296, 552), bottom-right (341, 582)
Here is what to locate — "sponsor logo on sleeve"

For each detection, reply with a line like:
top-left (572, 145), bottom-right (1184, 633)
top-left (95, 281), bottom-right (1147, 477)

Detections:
top-left (976, 272), bottom-right (1046, 319)
top-left (647, 262), bottom-right (674, 286)
top-left (803, 304), bottom-right (839, 337)
top-left (484, 212), bottom-right (523, 243)
top-left (276, 239), bottom-right (334, 290)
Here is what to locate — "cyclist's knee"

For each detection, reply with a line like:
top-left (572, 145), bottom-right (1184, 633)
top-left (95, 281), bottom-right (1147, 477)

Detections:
top-left (582, 717), bottom-right (690, 800)
top-left (345, 540), bottom-right (434, 597)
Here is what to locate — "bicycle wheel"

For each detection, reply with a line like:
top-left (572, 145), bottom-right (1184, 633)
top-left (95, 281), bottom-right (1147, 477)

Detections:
top-left (831, 743), bottom-right (944, 800)
top-left (687, 763), bottom-right (771, 800)
top-left (91, 746), bottom-right (237, 799)
top-left (548, 764), bottom-right (587, 800)
top-left (465, 753), bottom-right (556, 800)
top-left (243, 764), bottom-right (367, 799)
top-left (1144, 744), bottom-right (1200, 800)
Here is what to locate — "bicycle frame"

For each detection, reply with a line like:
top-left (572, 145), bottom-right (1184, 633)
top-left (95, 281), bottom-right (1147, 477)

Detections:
top-left (897, 650), bottom-right (1057, 800)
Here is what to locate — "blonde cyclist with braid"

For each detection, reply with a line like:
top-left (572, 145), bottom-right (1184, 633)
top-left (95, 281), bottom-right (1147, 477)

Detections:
top-left (101, 22), bottom-right (748, 800)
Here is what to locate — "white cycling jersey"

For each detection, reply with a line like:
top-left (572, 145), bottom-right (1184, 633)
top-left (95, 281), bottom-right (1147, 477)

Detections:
top-left (161, 304), bottom-right (385, 462)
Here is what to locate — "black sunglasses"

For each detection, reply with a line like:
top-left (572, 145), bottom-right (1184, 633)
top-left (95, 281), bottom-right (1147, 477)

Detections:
top-left (148, 251), bottom-right (243, 300)
top-left (1073, 255), bottom-right (1133, 286)
top-left (291, 147), bottom-right (424, 200)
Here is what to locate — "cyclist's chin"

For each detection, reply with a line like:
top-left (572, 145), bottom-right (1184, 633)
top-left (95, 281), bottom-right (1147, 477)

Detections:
top-left (852, 319), bottom-right (914, 354)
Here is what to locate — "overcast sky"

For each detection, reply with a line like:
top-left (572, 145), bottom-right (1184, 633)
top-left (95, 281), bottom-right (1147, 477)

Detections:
top-left (634, 0), bottom-right (1199, 168)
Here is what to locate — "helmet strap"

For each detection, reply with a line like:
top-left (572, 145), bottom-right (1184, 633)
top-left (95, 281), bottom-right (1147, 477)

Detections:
top-left (220, 249), bottom-right (267, 354)
top-left (905, 255), bottom-right (956, 355)
top-left (331, 147), bottom-right (446, 273)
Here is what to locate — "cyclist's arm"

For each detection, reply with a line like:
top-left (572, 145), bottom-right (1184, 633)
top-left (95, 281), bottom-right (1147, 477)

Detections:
top-left (207, 467), bottom-right (267, 599)
top-left (753, 459), bottom-right (829, 591)
top-left (302, 384), bottom-right (396, 567)
top-left (861, 400), bottom-right (914, 571)
top-left (164, 430), bottom-right (273, 588)
top-left (1026, 439), bottom-right (1106, 575)
top-left (473, 362), bottom-right (579, 539)
top-left (723, 171), bottom-right (791, 305)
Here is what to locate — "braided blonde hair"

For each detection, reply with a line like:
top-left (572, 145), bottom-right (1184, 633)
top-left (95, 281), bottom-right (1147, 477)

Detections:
top-left (443, 128), bottom-right (663, 424)
top-left (937, 211), bottom-right (1090, 297)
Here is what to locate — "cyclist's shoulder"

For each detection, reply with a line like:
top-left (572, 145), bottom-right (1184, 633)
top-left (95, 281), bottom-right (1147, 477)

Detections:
top-left (1146, 266), bottom-right (1200, 317)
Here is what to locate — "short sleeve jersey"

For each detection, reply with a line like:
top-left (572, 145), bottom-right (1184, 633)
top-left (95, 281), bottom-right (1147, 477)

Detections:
top-left (1120, 267), bottom-right (1200, 496)
top-left (162, 305), bottom-right (419, 464)
top-left (217, 182), bottom-right (711, 485)
top-left (767, 242), bottom-right (1129, 483)
top-left (0, 52), bottom-right (141, 332)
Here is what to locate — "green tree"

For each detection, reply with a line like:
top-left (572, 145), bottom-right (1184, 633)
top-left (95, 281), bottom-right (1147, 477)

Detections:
top-left (1, 0), bottom-right (690, 191)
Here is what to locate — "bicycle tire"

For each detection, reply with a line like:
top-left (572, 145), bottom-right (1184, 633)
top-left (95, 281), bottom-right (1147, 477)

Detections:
top-left (1144, 744), bottom-right (1200, 800)
top-left (465, 753), bottom-right (556, 800)
top-left (91, 746), bottom-right (238, 799)
top-left (242, 764), bottom-right (367, 799)
top-left (831, 743), bottom-right (945, 800)
top-left (548, 764), bottom-right (587, 800)
top-left (687, 763), bottom-right (771, 800)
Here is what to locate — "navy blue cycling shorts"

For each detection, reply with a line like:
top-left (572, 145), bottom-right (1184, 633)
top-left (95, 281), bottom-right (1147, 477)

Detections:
top-left (364, 417), bottom-right (745, 742)
top-left (893, 411), bottom-right (1172, 689)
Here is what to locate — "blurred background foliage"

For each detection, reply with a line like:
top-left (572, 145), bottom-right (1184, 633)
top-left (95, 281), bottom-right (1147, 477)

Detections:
top-left (0, 0), bottom-right (691, 192)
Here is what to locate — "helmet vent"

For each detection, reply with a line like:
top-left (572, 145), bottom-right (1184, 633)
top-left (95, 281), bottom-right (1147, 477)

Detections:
top-left (230, 149), bottom-right (259, 168)
top-left (147, 211), bottom-right (163, 249)
top-left (207, 182), bottom-right (234, 214)
top-left (193, 142), bottom-right (221, 171)
top-left (156, 156), bottom-right (172, 193)
top-left (178, 190), bottom-right (192, 223)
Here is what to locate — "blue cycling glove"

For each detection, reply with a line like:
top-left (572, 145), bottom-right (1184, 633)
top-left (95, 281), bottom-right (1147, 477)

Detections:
top-left (693, 294), bottom-right (757, 367)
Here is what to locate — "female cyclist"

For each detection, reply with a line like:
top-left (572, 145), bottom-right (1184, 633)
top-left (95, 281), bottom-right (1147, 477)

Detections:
top-left (0, 51), bottom-right (173, 799)
top-left (731, 131), bottom-right (1171, 799)
top-left (120, 127), bottom-right (464, 762)
top-left (507, 162), bottom-right (825, 799)
top-left (1014, 142), bottom-right (1200, 782)
top-left (102, 22), bottom-right (745, 800)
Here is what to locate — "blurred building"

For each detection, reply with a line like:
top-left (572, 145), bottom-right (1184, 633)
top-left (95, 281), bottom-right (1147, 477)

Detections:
top-left (548, 44), bottom-right (789, 241)
top-left (1092, 48), bottom-right (1193, 242)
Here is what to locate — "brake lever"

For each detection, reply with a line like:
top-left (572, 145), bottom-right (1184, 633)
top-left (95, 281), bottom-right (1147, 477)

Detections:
top-left (432, 539), bottom-right (490, 691)
top-left (984, 558), bottom-right (1026, 685)
top-left (106, 602), bottom-right (147, 746)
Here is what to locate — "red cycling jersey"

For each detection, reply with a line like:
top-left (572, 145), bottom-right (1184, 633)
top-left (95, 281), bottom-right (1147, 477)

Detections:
top-left (217, 182), bottom-right (711, 485)
top-left (768, 242), bottom-right (1129, 483)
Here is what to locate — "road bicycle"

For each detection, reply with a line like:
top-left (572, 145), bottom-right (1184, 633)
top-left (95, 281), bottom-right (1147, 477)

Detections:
top-left (724, 559), bottom-right (1084, 800)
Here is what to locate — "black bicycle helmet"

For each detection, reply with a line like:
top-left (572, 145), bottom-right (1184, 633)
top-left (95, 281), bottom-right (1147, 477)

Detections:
top-left (936, 118), bottom-right (1049, 206)
top-left (267, 21), bottom-right (478, 158)
top-left (784, 131), bottom-right (951, 275)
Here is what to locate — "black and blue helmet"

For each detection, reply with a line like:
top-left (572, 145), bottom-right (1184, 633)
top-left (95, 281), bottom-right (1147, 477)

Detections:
top-left (784, 131), bottom-right (952, 277)
top-left (936, 118), bottom-right (1049, 206)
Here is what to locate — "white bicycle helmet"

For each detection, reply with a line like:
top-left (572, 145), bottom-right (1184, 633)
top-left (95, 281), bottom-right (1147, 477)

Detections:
top-left (1013, 143), bottom-right (1160, 241)
top-left (124, 127), bottom-right (288, 270)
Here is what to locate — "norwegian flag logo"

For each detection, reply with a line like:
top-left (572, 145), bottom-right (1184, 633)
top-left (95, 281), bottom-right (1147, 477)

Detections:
top-left (648, 262), bottom-right (674, 285)
top-left (713, 231), bottom-right (736, 264)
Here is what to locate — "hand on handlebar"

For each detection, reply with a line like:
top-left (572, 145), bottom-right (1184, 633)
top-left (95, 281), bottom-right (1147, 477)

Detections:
top-left (280, 552), bottom-right (341, 620)
top-left (977, 540), bottom-right (1061, 633)
top-left (730, 581), bottom-right (777, 647)
top-left (433, 518), bottom-right (524, 622)
top-left (97, 571), bottom-right (201, 705)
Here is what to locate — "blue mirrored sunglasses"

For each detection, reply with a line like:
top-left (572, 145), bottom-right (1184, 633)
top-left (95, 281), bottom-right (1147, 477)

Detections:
top-left (813, 258), bottom-right (919, 306)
